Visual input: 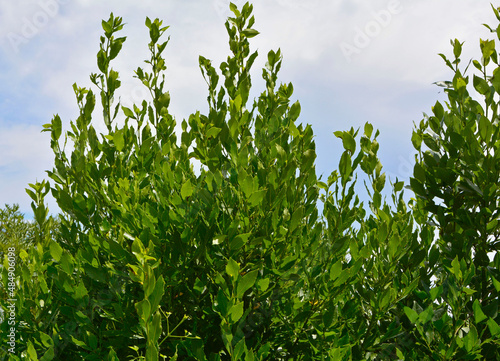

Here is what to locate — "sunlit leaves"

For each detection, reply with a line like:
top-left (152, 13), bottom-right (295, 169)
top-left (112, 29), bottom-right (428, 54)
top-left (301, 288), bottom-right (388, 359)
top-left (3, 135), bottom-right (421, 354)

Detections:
top-left (10, 2), bottom-right (500, 360)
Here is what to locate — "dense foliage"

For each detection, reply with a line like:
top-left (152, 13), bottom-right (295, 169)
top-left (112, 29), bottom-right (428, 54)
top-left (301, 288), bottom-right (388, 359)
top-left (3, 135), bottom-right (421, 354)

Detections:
top-left (0, 204), bottom-right (35, 257)
top-left (1, 3), bottom-right (499, 360)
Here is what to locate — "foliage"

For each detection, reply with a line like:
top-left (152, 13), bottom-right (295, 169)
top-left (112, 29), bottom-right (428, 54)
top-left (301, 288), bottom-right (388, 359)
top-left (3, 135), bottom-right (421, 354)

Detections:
top-left (0, 204), bottom-right (35, 256)
top-left (406, 5), bottom-right (500, 359)
top-left (1, 2), bottom-right (499, 360)
top-left (0, 182), bottom-right (62, 360)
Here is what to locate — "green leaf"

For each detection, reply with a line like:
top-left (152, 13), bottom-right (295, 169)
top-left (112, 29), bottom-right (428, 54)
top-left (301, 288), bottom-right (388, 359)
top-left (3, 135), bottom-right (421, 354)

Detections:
top-left (462, 287), bottom-right (475, 295)
top-left (110, 37), bottom-right (125, 60)
top-left (108, 348), bottom-right (120, 361)
top-left (413, 162), bottom-right (426, 183)
top-left (256, 278), bottom-right (270, 292)
top-left (289, 206), bottom-right (304, 232)
top-left (149, 276), bottom-right (165, 311)
top-left (487, 219), bottom-right (498, 232)
top-left (237, 270), bottom-right (258, 298)
top-left (364, 122), bottom-right (373, 138)
top-left (97, 49), bottom-right (107, 73)
top-left (453, 39), bottom-right (462, 58)
top-left (480, 39), bottom-right (496, 61)
top-left (27, 340), bottom-right (39, 360)
top-left (289, 121), bottom-right (300, 137)
top-left (490, 273), bottom-right (500, 292)
top-left (40, 332), bottom-right (54, 348)
top-left (339, 152), bottom-right (352, 180)
top-left (289, 101), bottom-right (301, 121)
top-left (418, 305), bottom-right (434, 324)
top-left (429, 285), bottom-right (442, 300)
top-left (491, 67), bottom-right (500, 93)
top-left (248, 189), bottom-right (266, 207)
top-left (373, 173), bottom-right (386, 193)
top-left (230, 233), bottom-right (250, 250)
top-left (487, 318), bottom-right (500, 336)
top-left (411, 131), bottom-right (422, 150)
top-left (102, 19), bottom-right (113, 34)
top-left (181, 180), bottom-right (194, 199)
top-left (40, 346), bottom-right (55, 361)
top-left (50, 240), bottom-right (63, 262)
top-left (329, 260), bottom-right (342, 281)
top-left (151, 311), bottom-right (162, 342)
top-left (473, 299), bottom-right (487, 323)
top-left (71, 336), bottom-right (89, 349)
top-left (242, 28), bottom-right (259, 38)
top-left (335, 131), bottom-right (356, 154)
top-left (233, 339), bottom-right (246, 360)
top-left (206, 127), bottom-right (221, 139)
top-left (226, 258), bottom-right (240, 280)
top-left (135, 299), bottom-right (151, 323)
top-left (404, 306), bottom-right (418, 323)
top-left (464, 324), bottom-right (478, 352)
top-left (455, 77), bottom-right (467, 90)
top-left (257, 343), bottom-right (271, 359)
top-left (229, 2), bottom-right (239, 15)
top-left (245, 348), bottom-right (255, 361)
top-left (87, 331), bottom-right (98, 350)
top-left (194, 277), bottom-right (206, 294)
top-left (451, 256), bottom-right (462, 279)
top-left (74, 282), bottom-right (88, 300)
top-left (132, 237), bottom-right (145, 257)
top-left (114, 128), bottom-right (124, 151)
top-left (432, 101), bottom-right (444, 120)
top-left (122, 106), bottom-right (135, 118)
top-left (229, 301), bottom-right (244, 323)
top-left (322, 300), bottom-right (335, 328)
top-left (52, 115), bottom-right (62, 141)
top-left (239, 171), bottom-right (254, 198)
top-left (473, 75), bottom-right (490, 94)
top-left (393, 181), bottom-right (404, 192)
top-left (409, 177), bottom-right (426, 196)
top-left (212, 234), bottom-right (226, 246)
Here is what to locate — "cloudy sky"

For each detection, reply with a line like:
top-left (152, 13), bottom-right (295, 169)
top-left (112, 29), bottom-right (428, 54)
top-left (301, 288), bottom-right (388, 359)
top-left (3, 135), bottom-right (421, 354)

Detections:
top-left (0, 0), bottom-right (497, 219)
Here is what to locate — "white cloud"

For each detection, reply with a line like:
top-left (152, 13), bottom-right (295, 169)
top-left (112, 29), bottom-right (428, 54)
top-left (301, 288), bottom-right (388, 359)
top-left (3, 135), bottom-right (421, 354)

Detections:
top-left (0, 123), bottom-right (57, 216)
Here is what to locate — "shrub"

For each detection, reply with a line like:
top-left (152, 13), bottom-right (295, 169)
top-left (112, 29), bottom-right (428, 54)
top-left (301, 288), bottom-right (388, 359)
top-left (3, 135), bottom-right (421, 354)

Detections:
top-left (1, 2), bottom-right (499, 360)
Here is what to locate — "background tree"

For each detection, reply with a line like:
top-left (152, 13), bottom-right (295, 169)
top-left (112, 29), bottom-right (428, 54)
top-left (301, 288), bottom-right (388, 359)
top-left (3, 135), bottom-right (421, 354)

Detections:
top-left (0, 204), bottom-right (35, 257)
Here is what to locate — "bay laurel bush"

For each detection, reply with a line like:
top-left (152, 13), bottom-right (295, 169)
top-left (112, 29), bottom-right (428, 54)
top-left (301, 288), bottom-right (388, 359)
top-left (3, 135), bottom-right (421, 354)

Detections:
top-left (1, 2), bottom-right (500, 360)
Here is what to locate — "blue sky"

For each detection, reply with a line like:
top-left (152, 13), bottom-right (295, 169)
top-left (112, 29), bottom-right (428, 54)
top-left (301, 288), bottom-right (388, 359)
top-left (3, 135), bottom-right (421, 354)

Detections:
top-left (0, 0), bottom-right (497, 219)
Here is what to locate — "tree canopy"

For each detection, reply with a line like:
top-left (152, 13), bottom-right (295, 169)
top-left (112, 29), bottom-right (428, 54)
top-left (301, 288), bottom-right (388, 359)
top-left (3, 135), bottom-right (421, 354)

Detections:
top-left (1, 2), bottom-right (499, 360)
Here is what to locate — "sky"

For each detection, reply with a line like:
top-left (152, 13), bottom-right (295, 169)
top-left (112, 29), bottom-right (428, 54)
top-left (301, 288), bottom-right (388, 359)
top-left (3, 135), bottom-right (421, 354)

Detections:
top-left (0, 0), bottom-right (498, 219)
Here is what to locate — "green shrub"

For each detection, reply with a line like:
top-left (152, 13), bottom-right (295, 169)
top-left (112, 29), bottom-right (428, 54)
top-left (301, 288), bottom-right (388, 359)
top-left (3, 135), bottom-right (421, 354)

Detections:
top-left (1, 2), bottom-right (499, 360)
top-left (0, 204), bottom-right (35, 257)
